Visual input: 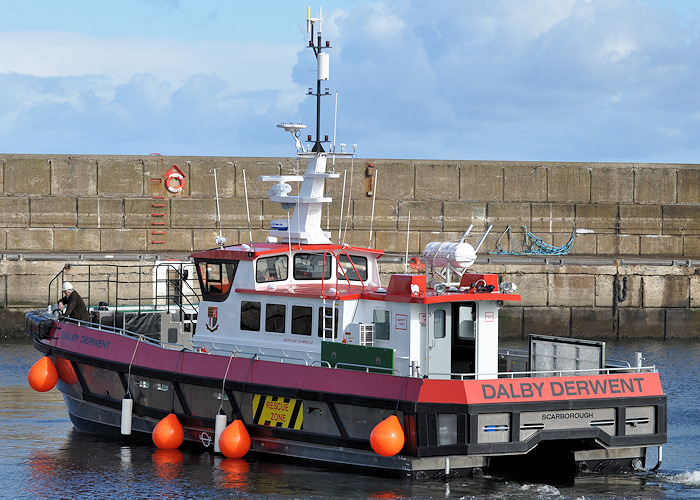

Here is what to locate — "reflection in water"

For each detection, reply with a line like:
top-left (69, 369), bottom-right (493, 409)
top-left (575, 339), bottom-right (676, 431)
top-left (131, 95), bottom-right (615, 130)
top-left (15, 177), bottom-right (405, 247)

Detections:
top-left (152, 448), bottom-right (184, 482)
top-left (217, 457), bottom-right (250, 491)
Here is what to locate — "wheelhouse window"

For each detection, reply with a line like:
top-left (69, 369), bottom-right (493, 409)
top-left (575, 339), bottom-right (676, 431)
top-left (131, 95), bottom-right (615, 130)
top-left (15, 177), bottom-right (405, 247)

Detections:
top-left (196, 260), bottom-right (238, 302)
top-left (294, 253), bottom-right (331, 280)
top-left (337, 254), bottom-right (368, 281)
top-left (291, 306), bottom-right (313, 336)
top-left (240, 301), bottom-right (261, 331)
top-left (265, 303), bottom-right (286, 333)
top-left (256, 255), bottom-right (288, 283)
top-left (434, 309), bottom-right (446, 338)
top-left (318, 306), bottom-right (339, 339)
top-left (456, 304), bottom-right (475, 339)
top-left (373, 309), bottom-right (390, 340)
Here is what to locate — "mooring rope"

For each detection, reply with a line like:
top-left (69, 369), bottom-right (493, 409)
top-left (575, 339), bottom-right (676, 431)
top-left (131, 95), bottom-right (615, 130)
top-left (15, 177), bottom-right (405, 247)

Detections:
top-left (218, 350), bottom-right (236, 415)
top-left (125, 334), bottom-right (144, 398)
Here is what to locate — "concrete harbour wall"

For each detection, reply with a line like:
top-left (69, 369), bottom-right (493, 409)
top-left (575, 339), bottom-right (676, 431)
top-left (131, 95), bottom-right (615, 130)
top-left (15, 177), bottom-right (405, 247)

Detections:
top-left (0, 154), bottom-right (697, 338)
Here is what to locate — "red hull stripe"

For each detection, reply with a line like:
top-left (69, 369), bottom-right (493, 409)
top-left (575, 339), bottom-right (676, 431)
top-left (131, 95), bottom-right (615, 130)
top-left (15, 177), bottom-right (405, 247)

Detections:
top-left (51, 322), bottom-right (422, 401)
top-left (418, 372), bottom-right (664, 404)
top-left (51, 323), bottom-right (662, 405)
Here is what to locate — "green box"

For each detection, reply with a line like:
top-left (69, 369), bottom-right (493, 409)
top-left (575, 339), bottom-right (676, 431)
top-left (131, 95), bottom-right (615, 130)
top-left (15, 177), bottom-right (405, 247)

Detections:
top-left (321, 341), bottom-right (395, 374)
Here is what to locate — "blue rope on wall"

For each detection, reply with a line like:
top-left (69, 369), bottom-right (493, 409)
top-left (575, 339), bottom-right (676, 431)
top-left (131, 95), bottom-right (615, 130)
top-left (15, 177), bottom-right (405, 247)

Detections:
top-left (492, 225), bottom-right (576, 255)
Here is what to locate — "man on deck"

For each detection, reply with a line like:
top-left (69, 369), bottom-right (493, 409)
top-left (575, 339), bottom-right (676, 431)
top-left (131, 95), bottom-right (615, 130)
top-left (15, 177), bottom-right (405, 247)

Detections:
top-left (58, 281), bottom-right (90, 322)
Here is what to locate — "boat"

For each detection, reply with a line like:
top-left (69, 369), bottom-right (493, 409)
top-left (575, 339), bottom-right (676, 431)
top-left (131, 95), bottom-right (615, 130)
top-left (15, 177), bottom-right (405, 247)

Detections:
top-left (24, 9), bottom-right (666, 479)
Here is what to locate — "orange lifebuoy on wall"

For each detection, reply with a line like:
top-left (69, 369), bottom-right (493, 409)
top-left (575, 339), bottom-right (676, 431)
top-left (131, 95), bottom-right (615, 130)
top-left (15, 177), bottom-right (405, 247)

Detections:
top-left (165, 172), bottom-right (185, 193)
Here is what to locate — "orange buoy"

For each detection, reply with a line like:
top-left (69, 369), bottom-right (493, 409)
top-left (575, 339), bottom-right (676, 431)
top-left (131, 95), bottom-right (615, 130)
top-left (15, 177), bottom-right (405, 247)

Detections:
top-left (55, 357), bottom-right (78, 385)
top-left (370, 414), bottom-right (405, 457)
top-left (219, 419), bottom-right (251, 458)
top-left (28, 356), bottom-right (58, 392)
top-left (152, 413), bottom-right (184, 449)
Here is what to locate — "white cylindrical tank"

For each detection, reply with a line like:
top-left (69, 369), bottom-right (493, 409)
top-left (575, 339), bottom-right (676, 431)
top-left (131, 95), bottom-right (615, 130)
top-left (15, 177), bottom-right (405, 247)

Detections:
top-left (318, 52), bottom-right (329, 81)
top-left (121, 397), bottom-right (133, 435)
top-left (214, 412), bottom-right (228, 453)
top-left (422, 241), bottom-right (477, 269)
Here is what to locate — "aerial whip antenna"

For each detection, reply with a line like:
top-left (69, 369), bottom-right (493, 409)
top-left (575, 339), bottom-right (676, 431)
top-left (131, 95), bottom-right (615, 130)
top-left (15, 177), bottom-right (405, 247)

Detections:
top-left (213, 168), bottom-right (226, 249)
top-left (242, 168), bottom-right (253, 246)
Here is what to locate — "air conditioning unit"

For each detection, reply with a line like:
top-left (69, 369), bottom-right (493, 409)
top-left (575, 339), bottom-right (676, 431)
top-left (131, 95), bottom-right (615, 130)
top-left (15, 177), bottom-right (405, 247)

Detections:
top-left (347, 322), bottom-right (375, 346)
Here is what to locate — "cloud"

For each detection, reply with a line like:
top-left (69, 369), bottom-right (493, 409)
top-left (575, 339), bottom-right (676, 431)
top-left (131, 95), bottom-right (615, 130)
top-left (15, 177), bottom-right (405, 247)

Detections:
top-left (316, 0), bottom-right (700, 162)
top-left (0, 29), bottom-right (303, 155)
top-left (0, 0), bottom-right (699, 163)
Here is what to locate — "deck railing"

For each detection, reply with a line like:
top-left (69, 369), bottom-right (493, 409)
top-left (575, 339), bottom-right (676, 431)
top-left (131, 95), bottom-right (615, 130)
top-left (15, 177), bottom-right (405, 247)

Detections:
top-left (48, 262), bottom-right (200, 326)
top-left (429, 364), bottom-right (658, 380)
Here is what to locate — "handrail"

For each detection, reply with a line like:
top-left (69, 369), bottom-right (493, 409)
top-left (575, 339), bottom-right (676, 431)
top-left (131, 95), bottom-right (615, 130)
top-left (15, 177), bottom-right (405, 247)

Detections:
top-left (335, 362), bottom-right (398, 374)
top-left (429, 364), bottom-right (658, 380)
top-left (210, 349), bottom-right (310, 366)
top-left (61, 317), bottom-right (187, 350)
top-left (319, 250), bottom-right (366, 298)
top-left (47, 262), bottom-right (200, 329)
top-left (336, 250), bottom-right (366, 293)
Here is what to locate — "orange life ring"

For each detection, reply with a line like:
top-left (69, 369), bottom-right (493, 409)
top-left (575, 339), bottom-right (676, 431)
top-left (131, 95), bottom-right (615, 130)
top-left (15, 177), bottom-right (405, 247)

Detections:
top-left (165, 172), bottom-right (185, 193)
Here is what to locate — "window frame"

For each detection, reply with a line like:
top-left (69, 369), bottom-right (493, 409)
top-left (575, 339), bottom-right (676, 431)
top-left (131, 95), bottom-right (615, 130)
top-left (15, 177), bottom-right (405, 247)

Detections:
top-left (373, 309), bottom-right (391, 340)
top-left (195, 259), bottom-right (238, 302)
top-left (456, 304), bottom-right (476, 340)
top-left (240, 301), bottom-right (261, 332)
top-left (337, 254), bottom-right (368, 281)
top-left (265, 303), bottom-right (286, 334)
top-left (433, 308), bottom-right (446, 339)
top-left (293, 253), bottom-right (332, 280)
top-left (291, 305), bottom-right (313, 336)
top-left (255, 255), bottom-right (288, 283)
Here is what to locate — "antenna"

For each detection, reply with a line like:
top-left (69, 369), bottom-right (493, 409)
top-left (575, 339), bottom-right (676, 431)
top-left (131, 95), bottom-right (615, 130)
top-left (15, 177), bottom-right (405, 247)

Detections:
top-left (368, 169), bottom-right (378, 248)
top-left (288, 211), bottom-right (292, 261)
top-left (341, 156), bottom-right (355, 245)
top-left (213, 168), bottom-right (226, 249)
top-left (242, 168), bottom-right (253, 246)
top-left (338, 169), bottom-right (346, 244)
top-left (332, 91), bottom-right (338, 168)
top-left (307, 7), bottom-right (331, 152)
top-left (405, 210), bottom-right (411, 273)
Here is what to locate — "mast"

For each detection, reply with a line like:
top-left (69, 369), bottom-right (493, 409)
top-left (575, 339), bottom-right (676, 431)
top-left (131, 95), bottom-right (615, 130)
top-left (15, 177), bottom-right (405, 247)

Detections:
top-left (265, 8), bottom-right (355, 245)
top-left (307, 7), bottom-right (330, 152)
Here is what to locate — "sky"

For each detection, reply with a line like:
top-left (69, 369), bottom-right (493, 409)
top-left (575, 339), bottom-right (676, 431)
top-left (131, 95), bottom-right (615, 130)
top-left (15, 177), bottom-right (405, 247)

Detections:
top-left (1, 0), bottom-right (699, 163)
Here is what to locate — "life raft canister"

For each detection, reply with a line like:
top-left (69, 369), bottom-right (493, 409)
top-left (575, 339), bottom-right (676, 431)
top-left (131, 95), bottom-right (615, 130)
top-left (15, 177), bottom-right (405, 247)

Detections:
top-left (163, 165), bottom-right (186, 193)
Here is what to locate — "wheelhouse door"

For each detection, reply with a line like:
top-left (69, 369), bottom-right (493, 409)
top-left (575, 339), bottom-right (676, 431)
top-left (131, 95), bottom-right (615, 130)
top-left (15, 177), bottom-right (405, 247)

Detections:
top-left (451, 302), bottom-right (476, 376)
top-left (427, 305), bottom-right (451, 379)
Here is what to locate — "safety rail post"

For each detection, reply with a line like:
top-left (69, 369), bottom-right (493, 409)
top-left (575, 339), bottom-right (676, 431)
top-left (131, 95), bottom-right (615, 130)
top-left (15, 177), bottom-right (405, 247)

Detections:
top-left (86, 264), bottom-right (92, 310)
top-left (138, 264), bottom-right (142, 315)
top-left (115, 266), bottom-right (120, 318)
top-left (320, 250), bottom-right (365, 297)
top-left (320, 251), bottom-right (336, 299)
